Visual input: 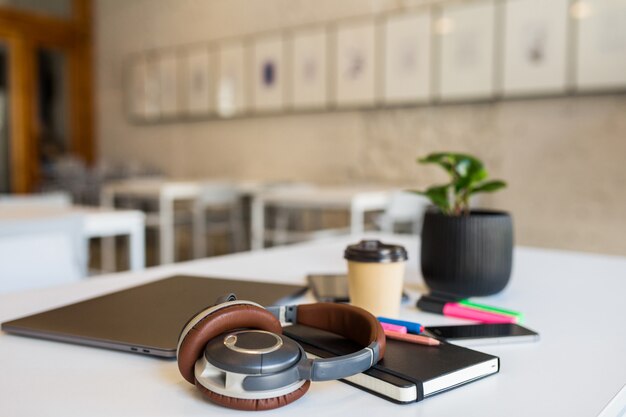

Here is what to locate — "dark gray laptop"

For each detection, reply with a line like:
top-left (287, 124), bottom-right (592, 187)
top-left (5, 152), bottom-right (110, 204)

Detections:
top-left (1, 275), bottom-right (306, 358)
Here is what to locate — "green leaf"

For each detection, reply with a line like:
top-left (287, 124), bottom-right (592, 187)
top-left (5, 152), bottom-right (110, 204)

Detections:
top-left (419, 153), bottom-right (485, 186)
top-left (411, 185), bottom-right (451, 214)
top-left (418, 153), bottom-right (452, 164)
top-left (418, 158), bottom-right (453, 177)
top-left (455, 158), bottom-right (486, 191)
top-left (415, 152), bottom-right (506, 215)
top-left (470, 180), bottom-right (507, 194)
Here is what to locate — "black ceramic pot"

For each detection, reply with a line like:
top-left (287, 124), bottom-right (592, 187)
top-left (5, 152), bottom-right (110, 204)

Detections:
top-left (420, 209), bottom-right (513, 297)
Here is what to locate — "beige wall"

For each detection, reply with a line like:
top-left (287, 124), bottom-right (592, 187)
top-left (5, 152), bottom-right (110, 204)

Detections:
top-left (95, 0), bottom-right (626, 256)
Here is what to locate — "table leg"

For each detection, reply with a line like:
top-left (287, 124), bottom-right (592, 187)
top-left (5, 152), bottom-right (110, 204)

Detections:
top-left (251, 196), bottom-right (265, 250)
top-left (192, 201), bottom-right (206, 259)
top-left (101, 237), bottom-right (116, 273)
top-left (128, 218), bottom-right (145, 271)
top-left (350, 201), bottom-right (365, 235)
top-left (159, 194), bottom-right (175, 264)
top-left (100, 189), bottom-right (116, 272)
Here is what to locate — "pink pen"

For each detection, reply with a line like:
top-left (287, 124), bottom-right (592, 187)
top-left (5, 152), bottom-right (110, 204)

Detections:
top-left (379, 322), bottom-right (408, 334)
top-left (443, 302), bottom-right (516, 324)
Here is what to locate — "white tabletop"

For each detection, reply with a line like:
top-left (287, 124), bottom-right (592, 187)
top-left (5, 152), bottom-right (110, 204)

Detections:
top-left (101, 178), bottom-right (278, 199)
top-left (0, 205), bottom-right (146, 272)
top-left (250, 185), bottom-right (394, 249)
top-left (257, 186), bottom-right (392, 208)
top-left (0, 205), bottom-right (142, 222)
top-left (1, 234), bottom-right (625, 417)
top-left (0, 205), bottom-right (145, 246)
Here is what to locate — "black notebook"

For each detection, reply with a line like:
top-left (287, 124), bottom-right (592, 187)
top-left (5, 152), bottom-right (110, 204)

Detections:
top-left (283, 324), bottom-right (500, 404)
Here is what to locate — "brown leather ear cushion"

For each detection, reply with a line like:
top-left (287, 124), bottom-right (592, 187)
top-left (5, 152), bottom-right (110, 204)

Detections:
top-left (195, 378), bottom-right (310, 411)
top-left (177, 304), bottom-right (283, 384)
top-left (297, 303), bottom-right (386, 360)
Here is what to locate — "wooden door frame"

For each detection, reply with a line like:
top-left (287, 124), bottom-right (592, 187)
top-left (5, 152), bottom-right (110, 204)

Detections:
top-left (0, 0), bottom-right (94, 193)
top-left (0, 32), bottom-right (36, 194)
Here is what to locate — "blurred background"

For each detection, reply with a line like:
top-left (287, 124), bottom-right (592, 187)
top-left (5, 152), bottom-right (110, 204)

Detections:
top-left (0, 0), bottom-right (625, 287)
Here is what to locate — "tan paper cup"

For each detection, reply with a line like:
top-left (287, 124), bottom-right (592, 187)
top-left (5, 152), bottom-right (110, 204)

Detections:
top-left (344, 240), bottom-right (408, 318)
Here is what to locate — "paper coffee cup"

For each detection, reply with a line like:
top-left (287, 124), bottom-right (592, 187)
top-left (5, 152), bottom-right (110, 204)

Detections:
top-left (344, 240), bottom-right (408, 318)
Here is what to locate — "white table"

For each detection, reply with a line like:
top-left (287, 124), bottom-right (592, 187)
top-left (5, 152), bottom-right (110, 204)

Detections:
top-left (101, 178), bottom-right (279, 264)
top-left (101, 179), bottom-right (202, 265)
top-left (0, 205), bottom-right (145, 272)
top-left (1, 234), bottom-right (625, 417)
top-left (251, 186), bottom-right (392, 250)
top-left (80, 207), bottom-right (146, 272)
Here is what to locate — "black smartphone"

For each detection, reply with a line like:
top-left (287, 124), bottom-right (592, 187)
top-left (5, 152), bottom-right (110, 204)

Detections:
top-left (307, 274), bottom-right (350, 302)
top-left (307, 274), bottom-right (409, 304)
top-left (424, 323), bottom-right (539, 346)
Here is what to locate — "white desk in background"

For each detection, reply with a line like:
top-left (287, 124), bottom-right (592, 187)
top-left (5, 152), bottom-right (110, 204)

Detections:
top-left (101, 179), bottom-right (202, 266)
top-left (251, 186), bottom-right (392, 250)
top-left (101, 178), bottom-right (278, 264)
top-left (2, 234), bottom-right (624, 416)
top-left (80, 207), bottom-right (146, 272)
top-left (0, 205), bottom-right (145, 272)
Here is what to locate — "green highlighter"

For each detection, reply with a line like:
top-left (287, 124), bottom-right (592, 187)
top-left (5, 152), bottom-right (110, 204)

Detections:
top-left (459, 299), bottom-right (525, 324)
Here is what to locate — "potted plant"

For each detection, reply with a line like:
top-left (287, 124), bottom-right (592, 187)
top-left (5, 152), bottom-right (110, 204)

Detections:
top-left (412, 153), bottom-right (513, 297)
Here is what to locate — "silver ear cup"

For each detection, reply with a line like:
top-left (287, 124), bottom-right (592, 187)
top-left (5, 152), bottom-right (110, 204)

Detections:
top-left (195, 330), bottom-right (307, 400)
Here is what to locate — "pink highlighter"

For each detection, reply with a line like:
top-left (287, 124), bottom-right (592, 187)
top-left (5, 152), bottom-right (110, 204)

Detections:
top-left (417, 295), bottom-right (517, 324)
top-left (443, 303), bottom-right (516, 324)
top-left (379, 322), bottom-right (408, 334)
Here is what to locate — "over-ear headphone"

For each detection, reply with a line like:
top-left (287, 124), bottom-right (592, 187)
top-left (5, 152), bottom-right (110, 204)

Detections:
top-left (177, 294), bottom-right (386, 411)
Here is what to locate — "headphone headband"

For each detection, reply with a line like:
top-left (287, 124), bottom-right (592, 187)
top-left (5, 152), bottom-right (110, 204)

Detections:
top-left (266, 302), bottom-right (385, 381)
top-left (176, 295), bottom-right (385, 398)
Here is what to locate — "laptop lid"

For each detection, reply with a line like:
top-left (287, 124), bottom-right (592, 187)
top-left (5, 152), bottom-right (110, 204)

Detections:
top-left (1, 275), bottom-right (306, 358)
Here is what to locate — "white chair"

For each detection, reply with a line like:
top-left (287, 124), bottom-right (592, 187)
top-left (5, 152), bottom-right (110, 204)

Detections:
top-left (0, 214), bottom-right (87, 294)
top-left (378, 191), bottom-right (430, 235)
top-left (192, 184), bottom-right (245, 258)
top-left (0, 192), bottom-right (71, 208)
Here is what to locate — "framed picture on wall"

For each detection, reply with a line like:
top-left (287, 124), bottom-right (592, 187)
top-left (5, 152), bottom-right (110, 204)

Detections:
top-left (502, 0), bottom-right (569, 96)
top-left (290, 27), bottom-right (328, 110)
top-left (251, 33), bottom-right (285, 113)
top-left (216, 41), bottom-right (247, 117)
top-left (437, 0), bottom-right (496, 101)
top-left (383, 11), bottom-right (432, 104)
top-left (334, 19), bottom-right (377, 107)
top-left (158, 51), bottom-right (180, 118)
top-left (143, 54), bottom-right (161, 121)
top-left (182, 47), bottom-right (213, 116)
top-left (575, 0), bottom-right (626, 91)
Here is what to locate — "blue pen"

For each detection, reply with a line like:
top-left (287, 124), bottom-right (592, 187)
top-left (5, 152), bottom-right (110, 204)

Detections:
top-left (377, 317), bottom-right (423, 334)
